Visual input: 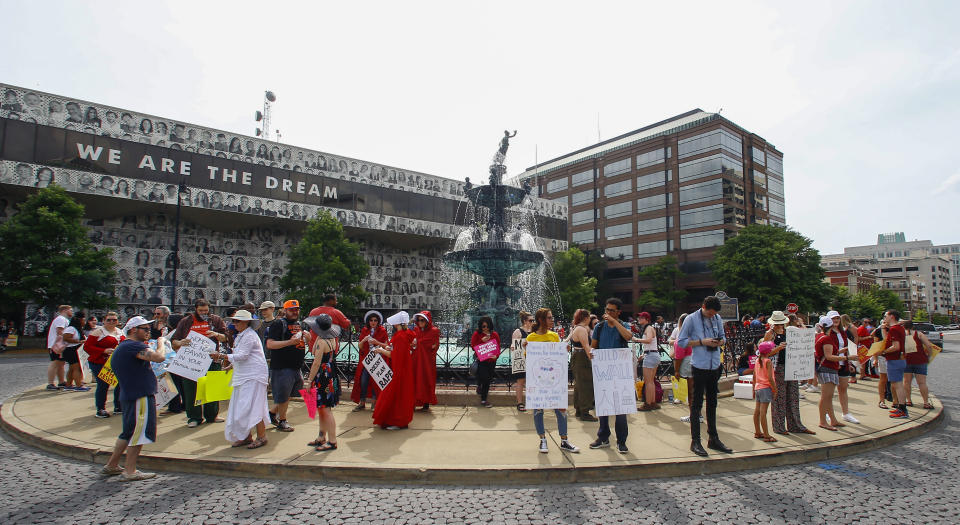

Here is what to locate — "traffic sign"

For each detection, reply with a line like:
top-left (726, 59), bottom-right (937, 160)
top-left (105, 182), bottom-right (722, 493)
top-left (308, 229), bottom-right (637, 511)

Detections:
top-left (786, 303), bottom-right (799, 314)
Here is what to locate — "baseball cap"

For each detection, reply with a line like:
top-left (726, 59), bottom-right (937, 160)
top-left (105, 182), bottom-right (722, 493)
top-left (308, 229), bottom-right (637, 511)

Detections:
top-left (826, 310), bottom-right (840, 319)
top-left (282, 299), bottom-right (300, 309)
top-left (819, 315), bottom-right (834, 328)
top-left (258, 301), bottom-right (276, 310)
top-left (122, 316), bottom-right (155, 335)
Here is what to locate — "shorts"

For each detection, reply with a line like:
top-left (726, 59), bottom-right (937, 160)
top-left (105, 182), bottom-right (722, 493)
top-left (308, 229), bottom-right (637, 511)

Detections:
top-left (755, 387), bottom-right (773, 403)
top-left (816, 369), bottom-right (839, 385)
top-left (119, 396), bottom-right (157, 446)
top-left (877, 355), bottom-right (888, 375)
top-left (61, 346), bottom-right (80, 365)
top-left (49, 350), bottom-right (65, 362)
top-left (679, 355), bottom-right (692, 378)
top-left (270, 367), bottom-right (302, 404)
top-left (886, 358), bottom-right (906, 383)
top-left (904, 364), bottom-right (928, 376)
top-left (642, 351), bottom-right (660, 369)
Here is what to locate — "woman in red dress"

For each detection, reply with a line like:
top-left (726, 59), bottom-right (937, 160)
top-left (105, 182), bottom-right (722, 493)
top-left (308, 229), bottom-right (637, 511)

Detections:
top-left (412, 311), bottom-right (440, 411)
top-left (351, 311), bottom-right (388, 411)
top-left (372, 311), bottom-right (418, 430)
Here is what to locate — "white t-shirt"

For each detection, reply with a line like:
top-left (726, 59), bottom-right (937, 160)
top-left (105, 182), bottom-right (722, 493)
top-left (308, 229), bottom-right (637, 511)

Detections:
top-left (63, 326), bottom-right (81, 348)
top-left (47, 315), bottom-right (69, 349)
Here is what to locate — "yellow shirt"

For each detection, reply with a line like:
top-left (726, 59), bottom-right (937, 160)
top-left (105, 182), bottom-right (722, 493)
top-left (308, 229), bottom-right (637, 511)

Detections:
top-left (526, 331), bottom-right (560, 343)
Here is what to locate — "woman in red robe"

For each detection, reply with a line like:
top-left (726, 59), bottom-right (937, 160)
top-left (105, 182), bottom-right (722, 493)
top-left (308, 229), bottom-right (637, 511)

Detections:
top-left (372, 311), bottom-right (417, 430)
top-left (412, 311), bottom-right (441, 410)
top-left (351, 311), bottom-right (388, 411)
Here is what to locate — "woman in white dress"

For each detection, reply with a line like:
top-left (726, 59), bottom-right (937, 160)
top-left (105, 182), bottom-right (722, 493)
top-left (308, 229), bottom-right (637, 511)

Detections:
top-left (209, 310), bottom-right (270, 449)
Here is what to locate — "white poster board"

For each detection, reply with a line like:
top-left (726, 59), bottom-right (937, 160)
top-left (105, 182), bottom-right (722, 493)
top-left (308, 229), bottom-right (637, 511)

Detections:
top-left (784, 326), bottom-right (816, 381)
top-left (362, 350), bottom-right (394, 390)
top-left (510, 339), bottom-right (526, 374)
top-left (591, 348), bottom-right (639, 416)
top-left (148, 339), bottom-right (175, 377)
top-left (155, 373), bottom-right (177, 409)
top-left (165, 331), bottom-right (215, 381)
top-left (524, 342), bottom-right (568, 409)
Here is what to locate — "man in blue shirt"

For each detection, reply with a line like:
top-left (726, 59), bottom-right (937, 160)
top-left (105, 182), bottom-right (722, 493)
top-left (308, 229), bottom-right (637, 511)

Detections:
top-left (588, 298), bottom-right (634, 454)
top-left (677, 296), bottom-right (734, 457)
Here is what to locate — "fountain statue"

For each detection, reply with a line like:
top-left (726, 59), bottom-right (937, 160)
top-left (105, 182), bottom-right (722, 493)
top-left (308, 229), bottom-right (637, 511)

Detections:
top-left (443, 131), bottom-right (545, 344)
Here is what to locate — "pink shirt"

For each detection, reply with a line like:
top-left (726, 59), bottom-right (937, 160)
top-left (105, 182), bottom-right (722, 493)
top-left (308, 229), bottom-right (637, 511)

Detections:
top-left (674, 340), bottom-right (693, 360)
top-left (754, 357), bottom-right (773, 391)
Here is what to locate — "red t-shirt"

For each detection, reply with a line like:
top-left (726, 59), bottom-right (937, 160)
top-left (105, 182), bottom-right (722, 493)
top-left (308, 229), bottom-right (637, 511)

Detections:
top-left (815, 330), bottom-right (846, 370)
top-left (884, 324), bottom-right (906, 361)
top-left (856, 325), bottom-right (873, 347)
top-left (308, 306), bottom-right (352, 332)
top-left (904, 331), bottom-right (928, 365)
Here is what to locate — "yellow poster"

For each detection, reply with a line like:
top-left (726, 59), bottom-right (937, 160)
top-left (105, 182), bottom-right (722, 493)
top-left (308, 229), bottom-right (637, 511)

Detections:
top-left (97, 355), bottom-right (119, 387)
top-left (195, 369), bottom-right (233, 405)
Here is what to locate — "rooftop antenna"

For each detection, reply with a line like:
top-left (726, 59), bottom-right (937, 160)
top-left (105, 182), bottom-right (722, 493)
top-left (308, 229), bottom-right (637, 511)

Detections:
top-left (596, 112), bottom-right (601, 142)
top-left (717, 106), bottom-right (723, 115)
top-left (254, 90), bottom-right (277, 140)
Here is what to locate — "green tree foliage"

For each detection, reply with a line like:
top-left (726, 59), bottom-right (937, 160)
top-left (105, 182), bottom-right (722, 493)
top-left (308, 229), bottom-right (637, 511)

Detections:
top-left (278, 210), bottom-right (369, 316)
top-left (931, 313), bottom-right (951, 325)
top-left (827, 284), bottom-right (904, 322)
top-left (583, 247), bottom-right (611, 305)
top-left (0, 185), bottom-right (116, 310)
top-left (548, 247), bottom-right (598, 321)
top-left (913, 309), bottom-right (929, 322)
top-left (637, 255), bottom-right (687, 318)
top-left (711, 224), bottom-right (831, 314)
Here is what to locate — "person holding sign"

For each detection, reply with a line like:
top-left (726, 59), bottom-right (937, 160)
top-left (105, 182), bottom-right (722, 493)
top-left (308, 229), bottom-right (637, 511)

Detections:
top-left (882, 310), bottom-right (910, 419)
top-left (510, 311), bottom-right (534, 412)
top-left (412, 310), bottom-right (440, 411)
top-left (101, 316), bottom-right (166, 482)
top-left (901, 320), bottom-right (935, 410)
top-left (814, 315), bottom-right (846, 431)
top-left (527, 308), bottom-right (580, 454)
top-left (304, 314), bottom-right (342, 451)
top-left (762, 311), bottom-right (814, 436)
top-left (208, 310), bottom-right (270, 449)
top-left (588, 298), bottom-right (633, 454)
top-left (351, 311), bottom-right (388, 411)
top-left (471, 317), bottom-right (501, 408)
top-left (170, 299), bottom-right (228, 428)
top-left (568, 309), bottom-right (596, 421)
top-left (372, 311), bottom-right (417, 430)
top-left (83, 311), bottom-right (124, 418)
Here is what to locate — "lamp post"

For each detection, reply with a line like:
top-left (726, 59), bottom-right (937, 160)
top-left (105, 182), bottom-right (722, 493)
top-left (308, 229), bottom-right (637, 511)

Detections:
top-left (169, 181), bottom-right (187, 308)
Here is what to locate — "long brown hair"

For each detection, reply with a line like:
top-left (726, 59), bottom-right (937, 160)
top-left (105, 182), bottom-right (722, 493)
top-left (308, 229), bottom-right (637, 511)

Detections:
top-left (573, 308), bottom-right (590, 325)
top-left (531, 308), bottom-right (552, 333)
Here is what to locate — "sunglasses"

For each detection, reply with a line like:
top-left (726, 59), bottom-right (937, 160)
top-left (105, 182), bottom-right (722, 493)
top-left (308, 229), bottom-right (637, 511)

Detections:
top-left (105, 318), bottom-right (118, 322)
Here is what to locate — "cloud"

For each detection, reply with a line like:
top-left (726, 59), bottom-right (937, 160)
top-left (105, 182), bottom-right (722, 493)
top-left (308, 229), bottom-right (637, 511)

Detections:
top-left (935, 172), bottom-right (960, 193)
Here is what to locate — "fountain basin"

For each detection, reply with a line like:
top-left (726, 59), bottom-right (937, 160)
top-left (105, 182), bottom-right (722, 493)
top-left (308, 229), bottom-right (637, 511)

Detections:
top-left (443, 246), bottom-right (544, 284)
top-left (466, 185), bottom-right (529, 209)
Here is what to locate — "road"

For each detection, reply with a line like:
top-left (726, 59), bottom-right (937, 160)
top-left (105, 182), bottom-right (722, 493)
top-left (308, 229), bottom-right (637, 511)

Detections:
top-left (0, 338), bottom-right (956, 524)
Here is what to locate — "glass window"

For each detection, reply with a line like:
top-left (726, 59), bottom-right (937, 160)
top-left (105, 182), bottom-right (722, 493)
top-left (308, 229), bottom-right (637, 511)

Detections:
top-left (546, 176), bottom-right (568, 193)
top-left (767, 153), bottom-right (783, 175)
top-left (572, 209), bottom-right (594, 225)
top-left (604, 179), bottom-right (632, 198)
top-left (571, 188), bottom-right (594, 206)
top-left (571, 169), bottom-right (593, 187)
top-left (637, 170), bottom-right (672, 191)
top-left (551, 196), bottom-right (569, 208)
top-left (604, 244), bottom-right (633, 260)
top-left (678, 179), bottom-right (722, 206)
top-left (678, 153), bottom-right (743, 183)
top-left (678, 128), bottom-right (742, 159)
top-left (769, 197), bottom-right (785, 220)
top-left (604, 201), bottom-right (632, 219)
top-left (572, 229), bottom-right (594, 244)
top-left (605, 222), bottom-right (632, 240)
top-left (637, 240), bottom-right (670, 258)
top-left (768, 175), bottom-right (784, 199)
top-left (636, 193), bottom-right (672, 213)
top-left (637, 216), bottom-right (672, 235)
top-left (680, 204), bottom-right (724, 229)
top-left (636, 147), bottom-right (671, 168)
top-left (680, 229), bottom-right (725, 250)
top-left (751, 147), bottom-right (765, 166)
top-left (603, 158), bottom-right (631, 177)
top-left (752, 169), bottom-right (766, 189)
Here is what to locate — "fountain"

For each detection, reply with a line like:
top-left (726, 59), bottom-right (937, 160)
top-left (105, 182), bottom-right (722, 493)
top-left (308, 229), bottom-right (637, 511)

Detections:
top-left (443, 131), bottom-right (547, 343)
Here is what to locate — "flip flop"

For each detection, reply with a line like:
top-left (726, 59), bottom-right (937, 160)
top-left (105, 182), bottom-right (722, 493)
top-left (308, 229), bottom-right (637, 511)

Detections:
top-left (307, 436), bottom-right (326, 447)
top-left (315, 442), bottom-right (337, 452)
top-left (878, 401), bottom-right (889, 409)
top-left (923, 403), bottom-right (934, 409)
top-left (247, 438), bottom-right (268, 449)
top-left (775, 431), bottom-right (790, 436)
top-left (819, 424), bottom-right (838, 431)
top-left (763, 436), bottom-right (778, 442)
top-left (797, 429), bottom-right (817, 435)
top-left (754, 433), bottom-right (765, 440)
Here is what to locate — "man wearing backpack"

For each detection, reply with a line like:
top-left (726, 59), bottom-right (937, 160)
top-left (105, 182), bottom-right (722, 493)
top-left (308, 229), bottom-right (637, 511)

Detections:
top-left (266, 300), bottom-right (306, 432)
top-left (588, 298), bottom-right (634, 454)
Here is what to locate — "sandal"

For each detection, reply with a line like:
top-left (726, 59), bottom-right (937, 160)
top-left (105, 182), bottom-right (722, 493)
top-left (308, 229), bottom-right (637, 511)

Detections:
top-left (315, 442), bottom-right (337, 452)
top-left (231, 437), bottom-right (253, 448)
top-left (878, 401), bottom-right (889, 409)
top-left (517, 403), bottom-right (526, 412)
top-left (923, 403), bottom-right (934, 409)
top-left (797, 429), bottom-right (817, 435)
top-left (307, 436), bottom-right (326, 447)
top-left (247, 437), bottom-right (268, 449)
top-left (906, 401), bottom-right (913, 407)
top-left (763, 436), bottom-right (778, 443)
top-left (819, 424), bottom-right (838, 431)
top-left (754, 433), bottom-right (764, 440)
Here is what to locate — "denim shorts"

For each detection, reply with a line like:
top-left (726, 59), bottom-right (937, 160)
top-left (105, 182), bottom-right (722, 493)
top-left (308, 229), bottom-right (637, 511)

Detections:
top-left (642, 351), bottom-right (660, 369)
top-left (755, 387), bottom-right (773, 403)
top-left (270, 368), bottom-right (302, 404)
top-left (816, 369), bottom-right (839, 385)
top-left (885, 358), bottom-right (906, 383)
top-left (678, 355), bottom-right (692, 378)
top-left (904, 363), bottom-right (928, 376)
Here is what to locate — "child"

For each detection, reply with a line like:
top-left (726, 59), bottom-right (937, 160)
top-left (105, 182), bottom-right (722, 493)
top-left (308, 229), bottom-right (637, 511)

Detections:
top-left (753, 341), bottom-right (778, 442)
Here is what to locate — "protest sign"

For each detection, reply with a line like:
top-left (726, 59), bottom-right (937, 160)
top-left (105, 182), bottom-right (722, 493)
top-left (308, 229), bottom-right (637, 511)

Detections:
top-left (591, 348), bottom-right (638, 416)
top-left (155, 373), bottom-right (177, 409)
top-left (473, 339), bottom-right (500, 362)
top-left (165, 331), bottom-right (214, 381)
top-left (196, 369), bottom-right (233, 405)
top-left (97, 354), bottom-right (119, 387)
top-left (784, 326), bottom-right (816, 381)
top-left (524, 342), bottom-right (568, 409)
top-left (148, 339), bottom-right (176, 377)
top-left (510, 338), bottom-right (526, 374)
top-left (362, 350), bottom-right (394, 390)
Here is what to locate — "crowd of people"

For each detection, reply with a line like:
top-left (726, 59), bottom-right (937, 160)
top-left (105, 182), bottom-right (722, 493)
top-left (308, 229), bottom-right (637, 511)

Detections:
top-left (40, 293), bottom-right (937, 481)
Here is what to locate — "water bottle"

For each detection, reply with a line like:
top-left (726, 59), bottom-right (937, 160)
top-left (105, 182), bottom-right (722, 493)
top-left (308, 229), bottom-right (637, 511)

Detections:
top-left (667, 387), bottom-right (674, 403)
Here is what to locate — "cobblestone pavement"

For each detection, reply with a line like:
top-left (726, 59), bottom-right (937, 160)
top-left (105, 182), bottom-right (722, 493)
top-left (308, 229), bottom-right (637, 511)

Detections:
top-left (0, 342), bottom-right (955, 524)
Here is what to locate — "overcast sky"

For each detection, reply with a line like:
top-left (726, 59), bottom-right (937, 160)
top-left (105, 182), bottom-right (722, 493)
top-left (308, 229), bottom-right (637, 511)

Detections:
top-left (2, 0), bottom-right (957, 254)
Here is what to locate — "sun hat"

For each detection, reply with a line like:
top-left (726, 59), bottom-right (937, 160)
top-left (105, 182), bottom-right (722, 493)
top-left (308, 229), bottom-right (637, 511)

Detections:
top-left (122, 316), bottom-right (154, 336)
top-left (228, 309), bottom-right (261, 329)
top-left (303, 314), bottom-right (341, 340)
top-left (768, 311), bottom-right (789, 325)
top-left (386, 311), bottom-right (410, 326)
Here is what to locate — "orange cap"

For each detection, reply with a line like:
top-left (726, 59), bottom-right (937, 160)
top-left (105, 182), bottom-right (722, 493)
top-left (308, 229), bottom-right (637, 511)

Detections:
top-left (282, 299), bottom-right (300, 309)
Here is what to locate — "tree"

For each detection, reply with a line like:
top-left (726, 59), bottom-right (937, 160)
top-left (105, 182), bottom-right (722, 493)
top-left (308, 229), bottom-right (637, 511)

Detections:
top-left (0, 185), bottom-right (116, 313)
top-left (828, 285), bottom-right (853, 314)
top-left (711, 224), bottom-right (831, 314)
top-left (863, 285), bottom-right (903, 316)
top-left (637, 255), bottom-right (687, 318)
top-left (826, 284), bottom-right (903, 322)
top-left (547, 247), bottom-right (598, 321)
top-left (583, 247), bottom-right (611, 305)
top-left (913, 309), bottom-right (929, 322)
top-left (278, 209), bottom-right (369, 316)
top-left (931, 313), bottom-right (951, 325)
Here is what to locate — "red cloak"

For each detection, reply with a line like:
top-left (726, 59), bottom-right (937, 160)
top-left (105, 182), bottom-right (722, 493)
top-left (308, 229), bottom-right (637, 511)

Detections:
top-left (351, 324), bottom-right (389, 404)
top-left (413, 310), bottom-right (440, 406)
top-left (372, 328), bottom-right (417, 428)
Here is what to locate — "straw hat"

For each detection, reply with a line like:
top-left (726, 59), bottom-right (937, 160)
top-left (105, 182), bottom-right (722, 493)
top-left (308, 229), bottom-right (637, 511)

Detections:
top-left (768, 311), bottom-right (789, 325)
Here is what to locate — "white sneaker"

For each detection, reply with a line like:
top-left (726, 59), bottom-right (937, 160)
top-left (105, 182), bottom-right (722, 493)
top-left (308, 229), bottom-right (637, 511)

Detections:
top-left (801, 383), bottom-right (809, 391)
top-left (680, 415), bottom-right (691, 423)
top-left (842, 413), bottom-right (860, 424)
top-left (807, 386), bottom-right (821, 394)
top-left (539, 438), bottom-right (548, 453)
top-left (799, 392), bottom-right (806, 399)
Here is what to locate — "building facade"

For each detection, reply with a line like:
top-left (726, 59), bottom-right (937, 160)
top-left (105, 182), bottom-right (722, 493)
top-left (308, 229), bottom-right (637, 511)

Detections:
top-left (514, 110), bottom-right (784, 313)
top-left (0, 84), bottom-right (567, 335)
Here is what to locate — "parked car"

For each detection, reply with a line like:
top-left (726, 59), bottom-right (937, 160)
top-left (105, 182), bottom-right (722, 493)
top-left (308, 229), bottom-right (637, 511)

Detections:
top-left (914, 322), bottom-right (944, 348)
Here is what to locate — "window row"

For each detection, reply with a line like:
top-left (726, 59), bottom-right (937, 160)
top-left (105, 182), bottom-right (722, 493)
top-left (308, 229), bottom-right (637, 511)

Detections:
top-left (604, 179), bottom-right (632, 198)
top-left (546, 177), bottom-right (568, 193)
top-left (572, 209), bottom-right (594, 225)
top-left (571, 229), bottom-right (595, 244)
top-left (638, 239), bottom-right (673, 258)
top-left (637, 193), bottom-right (673, 213)
top-left (637, 216), bottom-right (673, 235)
top-left (571, 169), bottom-right (593, 187)
top-left (767, 154), bottom-right (783, 175)
top-left (637, 169), bottom-right (672, 191)
top-left (678, 153), bottom-right (743, 183)
top-left (769, 197), bottom-right (785, 220)
top-left (679, 204), bottom-right (723, 230)
top-left (678, 128), bottom-right (742, 159)
top-left (605, 222), bottom-right (632, 240)
top-left (751, 146), bottom-right (765, 166)
top-left (571, 188), bottom-right (595, 206)
top-left (604, 200), bottom-right (632, 219)
top-left (605, 244), bottom-right (633, 260)
top-left (680, 229), bottom-right (725, 250)
top-left (636, 147), bottom-right (672, 169)
top-left (678, 179), bottom-right (722, 206)
top-left (752, 169), bottom-right (766, 189)
top-left (603, 158), bottom-right (631, 178)
top-left (768, 175), bottom-right (784, 198)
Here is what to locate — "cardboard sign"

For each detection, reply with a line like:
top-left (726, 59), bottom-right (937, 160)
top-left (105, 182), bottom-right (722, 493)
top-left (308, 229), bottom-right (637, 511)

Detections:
top-left (591, 348), bottom-right (638, 416)
top-left (195, 369), bottom-right (233, 405)
top-left (148, 339), bottom-right (176, 377)
top-left (155, 373), bottom-right (178, 409)
top-left (510, 339), bottom-right (526, 374)
top-left (784, 326), bottom-right (816, 381)
top-left (473, 339), bottom-right (500, 361)
top-left (97, 354), bottom-right (119, 387)
top-left (524, 342), bottom-right (568, 409)
top-left (362, 350), bottom-right (394, 390)
top-left (165, 331), bottom-right (214, 381)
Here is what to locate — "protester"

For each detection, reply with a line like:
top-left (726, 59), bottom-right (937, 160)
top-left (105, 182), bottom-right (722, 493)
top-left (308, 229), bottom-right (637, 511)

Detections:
top-left (307, 293), bottom-right (352, 334)
top-left (46, 304), bottom-right (72, 390)
top-left (589, 314), bottom-right (600, 332)
top-left (815, 315), bottom-right (846, 431)
top-left (589, 298), bottom-right (633, 454)
top-left (901, 320), bottom-right (935, 409)
top-left (352, 310), bottom-right (387, 411)
top-left (510, 311), bottom-right (534, 412)
top-left (471, 316), bottom-right (500, 408)
top-left (304, 314), bottom-right (342, 450)
top-left (763, 311), bottom-right (814, 435)
top-left (857, 317), bottom-right (876, 380)
top-left (265, 299), bottom-right (306, 432)
top-left (882, 310), bottom-right (909, 419)
top-left (100, 316), bottom-right (166, 482)
top-left (62, 311), bottom-right (90, 391)
top-left (171, 299), bottom-right (228, 428)
top-left (150, 306), bottom-right (182, 413)
top-left (671, 313), bottom-right (702, 422)
top-left (526, 308), bottom-right (579, 453)
top-left (677, 296), bottom-right (734, 457)
top-left (634, 312), bottom-right (660, 411)
top-left (835, 313), bottom-right (860, 424)
top-left (83, 311), bottom-right (123, 417)
top-left (873, 319), bottom-right (891, 408)
top-left (736, 339), bottom-right (758, 377)
top-left (256, 301), bottom-right (277, 352)
top-left (569, 308), bottom-right (596, 421)
top-left (372, 311), bottom-right (417, 430)
top-left (753, 341), bottom-right (777, 442)
top-left (412, 310), bottom-right (440, 411)
top-left (83, 316), bottom-right (99, 338)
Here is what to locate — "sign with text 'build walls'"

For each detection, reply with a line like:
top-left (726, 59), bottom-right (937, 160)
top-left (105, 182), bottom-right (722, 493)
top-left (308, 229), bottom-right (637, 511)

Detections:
top-left (591, 348), bottom-right (638, 417)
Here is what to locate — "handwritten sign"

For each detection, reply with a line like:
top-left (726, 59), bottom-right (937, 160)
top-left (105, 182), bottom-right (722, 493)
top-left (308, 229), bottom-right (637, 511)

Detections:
top-left (148, 339), bottom-right (176, 377)
top-left (784, 326), bottom-right (816, 381)
top-left (591, 348), bottom-right (638, 416)
top-left (97, 354), bottom-right (119, 387)
top-left (524, 342), bottom-right (568, 409)
top-left (510, 339), bottom-right (526, 374)
top-left (362, 351), bottom-right (394, 390)
top-left (473, 339), bottom-right (500, 361)
top-left (155, 373), bottom-right (177, 409)
top-left (165, 331), bottom-right (214, 381)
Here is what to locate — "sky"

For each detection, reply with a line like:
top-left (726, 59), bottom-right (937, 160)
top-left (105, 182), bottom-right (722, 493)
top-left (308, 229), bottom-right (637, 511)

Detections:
top-left (1, 0), bottom-right (958, 255)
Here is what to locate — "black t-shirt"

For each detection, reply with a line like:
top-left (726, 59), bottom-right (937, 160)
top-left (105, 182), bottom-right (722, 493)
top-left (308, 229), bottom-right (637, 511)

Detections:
top-left (266, 318), bottom-right (305, 370)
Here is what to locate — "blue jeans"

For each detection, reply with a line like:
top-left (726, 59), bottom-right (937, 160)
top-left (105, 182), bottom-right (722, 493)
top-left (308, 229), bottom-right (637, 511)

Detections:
top-left (358, 368), bottom-right (377, 402)
top-left (534, 409), bottom-right (568, 437)
top-left (597, 414), bottom-right (628, 444)
top-left (87, 362), bottom-right (119, 412)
